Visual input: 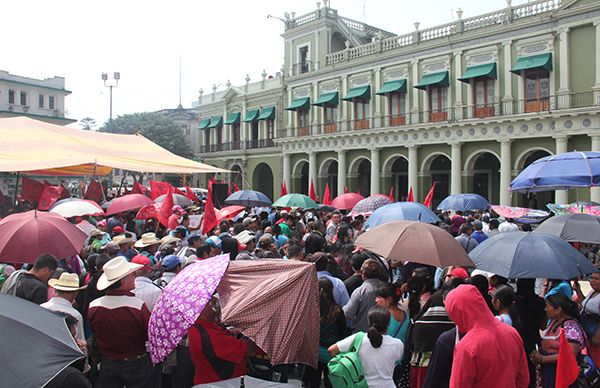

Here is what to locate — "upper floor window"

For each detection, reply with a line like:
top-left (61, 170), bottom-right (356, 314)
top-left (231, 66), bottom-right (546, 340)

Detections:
top-left (299, 46), bottom-right (309, 74)
top-left (473, 78), bottom-right (495, 118)
top-left (48, 96), bottom-right (55, 110)
top-left (388, 93), bottom-right (406, 126)
top-left (8, 90), bottom-right (15, 104)
top-left (266, 119), bottom-right (274, 139)
top-left (297, 109), bottom-right (309, 135)
top-left (428, 86), bottom-right (448, 122)
top-left (232, 123), bottom-right (240, 149)
top-left (39, 94), bottom-right (44, 108)
top-left (20, 91), bottom-right (27, 106)
top-left (354, 100), bottom-right (370, 129)
top-left (524, 69), bottom-right (550, 112)
top-left (324, 106), bottom-right (337, 133)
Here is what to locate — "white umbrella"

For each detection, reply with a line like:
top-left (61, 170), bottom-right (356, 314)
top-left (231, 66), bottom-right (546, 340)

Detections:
top-left (49, 199), bottom-right (104, 218)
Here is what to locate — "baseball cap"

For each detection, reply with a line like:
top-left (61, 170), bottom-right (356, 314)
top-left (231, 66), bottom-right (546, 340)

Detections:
top-left (448, 268), bottom-right (469, 279)
top-left (243, 215), bottom-right (258, 227)
top-left (206, 236), bottom-right (222, 249)
top-left (112, 226), bottom-right (124, 234)
top-left (162, 254), bottom-right (181, 270)
top-left (187, 233), bottom-right (203, 245)
top-left (131, 254), bottom-right (153, 270)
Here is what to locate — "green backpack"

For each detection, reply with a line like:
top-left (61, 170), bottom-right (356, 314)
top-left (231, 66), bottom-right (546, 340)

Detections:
top-left (327, 332), bottom-right (368, 388)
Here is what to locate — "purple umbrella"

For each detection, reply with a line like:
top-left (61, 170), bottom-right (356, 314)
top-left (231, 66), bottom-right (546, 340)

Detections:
top-left (148, 254), bottom-right (230, 364)
top-left (349, 194), bottom-right (393, 216)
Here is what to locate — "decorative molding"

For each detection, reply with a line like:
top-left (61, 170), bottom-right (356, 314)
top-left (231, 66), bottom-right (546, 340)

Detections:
top-left (293, 87), bottom-right (311, 99)
top-left (383, 68), bottom-right (408, 81)
top-left (350, 76), bottom-right (370, 87)
top-left (466, 51), bottom-right (498, 66)
top-left (320, 82), bottom-right (339, 93)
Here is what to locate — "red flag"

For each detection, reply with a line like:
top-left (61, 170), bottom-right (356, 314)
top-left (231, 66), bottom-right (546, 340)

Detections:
top-left (344, 186), bottom-right (349, 194)
top-left (173, 186), bottom-right (187, 197)
top-left (309, 179), bottom-right (317, 202)
top-left (389, 186), bottom-right (394, 202)
top-left (322, 183), bottom-right (332, 205)
top-left (202, 181), bottom-right (218, 235)
top-left (20, 177), bottom-right (45, 203)
top-left (423, 181), bottom-right (437, 208)
top-left (232, 182), bottom-right (240, 192)
top-left (59, 184), bottom-right (70, 200)
top-left (407, 186), bottom-right (415, 202)
top-left (149, 180), bottom-right (170, 200)
top-left (157, 187), bottom-right (174, 228)
top-left (38, 183), bottom-right (63, 211)
top-left (556, 329), bottom-right (579, 388)
top-left (84, 179), bottom-right (104, 203)
top-left (185, 185), bottom-right (200, 202)
top-left (282, 180), bottom-right (288, 196)
top-left (210, 176), bottom-right (217, 184)
top-left (280, 180), bottom-right (288, 197)
top-left (131, 181), bottom-right (147, 195)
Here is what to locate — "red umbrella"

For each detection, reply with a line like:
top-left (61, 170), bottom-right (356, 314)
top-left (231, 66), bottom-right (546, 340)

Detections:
top-left (135, 204), bottom-right (161, 220)
top-left (331, 193), bottom-right (365, 210)
top-left (216, 206), bottom-right (245, 222)
top-left (0, 210), bottom-right (87, 264)
top-left (106, 194), bottom-right (153, 216)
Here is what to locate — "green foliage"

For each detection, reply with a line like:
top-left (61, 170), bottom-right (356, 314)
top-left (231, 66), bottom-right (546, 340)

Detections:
top-left (79, 117), bottom-right (97, 130)
top-left (99, 112), bottom-right (194, 159)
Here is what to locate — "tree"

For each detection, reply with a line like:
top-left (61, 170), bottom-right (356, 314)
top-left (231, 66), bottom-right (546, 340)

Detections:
top-left (79, 117), bottom-right (97, 130)
top-left (99, 112), bottom-right (194, 159)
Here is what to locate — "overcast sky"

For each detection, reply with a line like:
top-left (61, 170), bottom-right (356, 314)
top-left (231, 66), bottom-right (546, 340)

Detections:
top-left (3, 0), bottom-right (525, 128)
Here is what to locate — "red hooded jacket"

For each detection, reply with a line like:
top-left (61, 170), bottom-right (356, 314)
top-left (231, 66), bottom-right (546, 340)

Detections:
top-left (445, 285), bottom-right (529, 388)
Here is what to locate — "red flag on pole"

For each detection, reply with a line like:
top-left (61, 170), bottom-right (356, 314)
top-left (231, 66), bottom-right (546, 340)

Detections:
top-left (131, 181), bottom-right (147, 195)
top-left (150, 180), bottom-right (170, 200)
top-left (556, 329), bottom-right (580, 388)
top-left (280, 180), bottom-right (288, 197)
top-left (20, 177), bottom-right (45, 203)
top-left (38, 183), bottom-right (64, 211)
top-left (84, 179), bottom-right (104, 203)
top-left (283, 180), bottom-right (288, 195)
top-left (423, 181), bottom-right (437, 208)
top-left (309, 179), bottom-right (317, 202)
top-left (185, 185), bottom-right (199, 202)
top-left (344, 186), bottom-right (349, 194)
top-left (173, 186), bottom-right (187, 197)
top-left (389, 187), bottom-right (394, 202)
top-left (202, 181), bottom-right (218, 235)
top-left (157, 187), bottom-right (174, 228)
top-left (232, 182), bottom-right (240, 193)
top-left (407, 186), bottom-right (415, 202)
top-left (322, 183), bottom-right (332, 205)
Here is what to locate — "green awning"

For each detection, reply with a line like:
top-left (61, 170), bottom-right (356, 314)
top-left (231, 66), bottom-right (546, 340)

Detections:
top-left (414, 71), bottom-right (449, 90)
top-left (198, 118), bottom-right (210, 129)
top-left (458, 63), bottom-right (497, 82)
top-left (208, 116), bottom-right (222, 128)
top-left (243, 109), bottom-right (259, 122)
top-left (224, 112), bottom-right (240, 125)
top-left (510, 53), bottom-right (553, 74)
top-left (286, 97), bottom-right (310, 111)
top-left (376, 80), bottom-right (407, 95)
top-left (342, 85), bottom-right (371, 101)
top-left (258, 106), bottom-right (276, 120)
top-left (313, 91), bottom-right (339, 106)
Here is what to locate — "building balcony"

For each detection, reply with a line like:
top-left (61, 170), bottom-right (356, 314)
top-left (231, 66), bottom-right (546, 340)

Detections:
top-left (197, 138), bottom-right (277, 156)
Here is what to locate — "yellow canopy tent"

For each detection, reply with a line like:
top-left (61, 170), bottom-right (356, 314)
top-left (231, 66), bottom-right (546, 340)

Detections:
top-left (0, 116), bottom-right (227, 175)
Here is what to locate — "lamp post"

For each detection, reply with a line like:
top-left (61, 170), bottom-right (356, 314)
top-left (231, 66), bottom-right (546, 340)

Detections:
top-left (101, 72), bottom-right (120, 131)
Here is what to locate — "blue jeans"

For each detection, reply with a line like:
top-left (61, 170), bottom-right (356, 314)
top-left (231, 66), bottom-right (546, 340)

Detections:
top-left (95, 354), bottom-right (152, 388)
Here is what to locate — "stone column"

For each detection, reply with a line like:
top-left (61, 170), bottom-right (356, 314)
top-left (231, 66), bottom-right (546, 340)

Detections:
top-left (502, 41), bottom-right (514, 114)
top-left (454, 51), bottom-right (463, 120)
top-left (557, 27), bottom-right (571, 108)
top-left (410, 59), bottom-right (420, 125)
top-left (337, 150), bottom-right (346, 196)
top-left (555, 136), bottom-right (569, 204)
top-left (312, 82), bottom-right (320, 134)
top-left (283, 153), bottom-right (291, 191)
top-left (287, 89), bottom-right (294, 136)
top-left (594, 22), bottom-right (600, 105)
top-left (373, 68), bottom-right (382, 128)
top-left (341, 76), bottom-right (349, 131)
top-left (408, 145), bottom-right (419, 199)
top-left (241, 102), bottom-right (247, 148)
top-left (309, 151), bottom-right (318, 192)
top-left (451, 142), bottom-right (462, 195)
top-left (499, 140), bottom-right (512, 206)
top-left (591, 135), bottom-right (600, 203)
top-left (370, 147), bottom-right (380, 195)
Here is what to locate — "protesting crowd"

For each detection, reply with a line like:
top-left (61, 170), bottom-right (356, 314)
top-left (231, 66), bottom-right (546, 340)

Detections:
top-left (1, 179), bottom-right (600, 388)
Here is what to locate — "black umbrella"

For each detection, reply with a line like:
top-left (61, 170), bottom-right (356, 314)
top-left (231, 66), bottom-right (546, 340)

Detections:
top-left (534, 213), bottom-right (600, 244)
top-left (0, 294), bottom-right (84, 388)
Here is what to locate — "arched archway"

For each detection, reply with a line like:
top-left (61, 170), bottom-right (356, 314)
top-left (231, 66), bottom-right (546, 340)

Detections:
top-left (320, 158), bottom-right (338, 197)
top-left (356, 159), bottom-right (371, 197)
top-left (331, 31), bottom-right (346, 53)
top-left (427, 154), bottom-right (451, 208)
top-left (253, 163), bottom-right (274, 200)
top-left (389, 157), bottom-right (408, 201)
top-left (292, 159), bottom-right (309, 195)
top-left (517, 149), bottom-right (554, 209)
top-left (467, 152), bottom-right (500, 204)
top-left (230, 164), bottom-right (243, 191)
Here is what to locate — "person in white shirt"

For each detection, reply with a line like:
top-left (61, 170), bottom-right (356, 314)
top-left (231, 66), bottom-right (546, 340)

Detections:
top-left (132, 255), bottom-right (162, 311)
top-left (499, 218), bottom-right (519, 233)
top-left (41, 272), bottom-right (87, 341)
top-left (329, 306), bottom-right (404, 388)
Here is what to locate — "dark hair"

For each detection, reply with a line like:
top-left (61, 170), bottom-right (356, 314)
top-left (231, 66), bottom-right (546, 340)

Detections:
top-left (260, 219), bottom-right (272, 230)
top-left (218, 220), bottom-right (229, 233)
top-left (492, 285), bottom-right (521, 328)
top-left (95, 254), bottom-right (111, 272)
top-left (375, 282), bottom-right (402, 305)
top-left (407, 268), bottom-right (433, 318)
top-left (33, 254), bottom-right (58, 271)
top-left (313, 220), bottom-right (324, 230)
top-left (287, 244), bottom-right (303, 259)
top-left (232, 223), bottom-right (245, 235)
top-left (196, 244), bottom-right (212, 258)
top-left (521, 224), bottom-right (532, 232)
top-left (469, 275), bottom-right (490, 296)
top-left (351, 252), bottom-right (369, 272)
top-left (459, 223), bottom-right (472, 235)
top-left (313, 253), bottom-right (330, 272)
top-left (337, 225), bottom-right (351, 243)
top-left (221, 236), bottom-right (239, 259)
top-left (546, 293), bottom-right (580, 320)
top-left (367, 306), bottom-right (390, 348)
top-left (318, 277), bottom-right (338, 321)
top-left (106, 279), bottom-right (122, 291)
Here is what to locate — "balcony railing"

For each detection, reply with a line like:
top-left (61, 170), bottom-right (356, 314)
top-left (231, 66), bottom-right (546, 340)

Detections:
top-left (244, 138), bottom-right (276, 149)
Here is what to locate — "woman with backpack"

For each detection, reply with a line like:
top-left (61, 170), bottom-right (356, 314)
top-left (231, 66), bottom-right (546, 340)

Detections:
top-left (328, 306), bottom-right (404, 388)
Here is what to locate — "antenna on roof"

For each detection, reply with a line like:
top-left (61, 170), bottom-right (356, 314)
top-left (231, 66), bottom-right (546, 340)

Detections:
top-left (178, 57), bottom-right (182, 107)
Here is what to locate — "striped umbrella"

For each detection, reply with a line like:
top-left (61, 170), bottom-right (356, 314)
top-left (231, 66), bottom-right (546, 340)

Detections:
top-left (349, 195), bottom-right (393, 216)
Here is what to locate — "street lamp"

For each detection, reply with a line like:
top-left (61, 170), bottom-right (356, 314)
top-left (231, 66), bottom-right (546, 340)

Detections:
top-left (101, 72), bottom-right (120, 131)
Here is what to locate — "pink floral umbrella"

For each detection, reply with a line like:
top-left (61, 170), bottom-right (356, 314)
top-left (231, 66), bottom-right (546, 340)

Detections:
top-left (148, 254), bottom-right (230, 364)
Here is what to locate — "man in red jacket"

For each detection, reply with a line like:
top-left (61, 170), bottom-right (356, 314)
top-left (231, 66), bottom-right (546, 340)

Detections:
top-left (445, 284), bottom-right (529, 388)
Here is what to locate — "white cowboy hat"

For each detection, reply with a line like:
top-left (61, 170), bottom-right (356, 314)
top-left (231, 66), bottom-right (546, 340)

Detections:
top-left (97, 256), bottom-right (142, 291)
top-left (90, 229), bottom-right (104, 238)
top-left (112, 234), bottom-right (133, 245)
top-left (48, 272), bottom-right (88, 291)
top-left (160, 235), bottom-right (181, 245)
top-left (134, 232), bottom-right (162, 248)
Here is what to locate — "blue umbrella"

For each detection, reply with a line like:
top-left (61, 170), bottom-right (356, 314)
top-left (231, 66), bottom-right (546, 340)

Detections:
top-left (365, 202), bottom-right (440, 228)
top-left (224, 190), bottom-right (272, 207)
top-left (510, 151), bottom-right (600, 193)
top-left (469, 232), bottom-right (597, 279)
top-left (437, 193), bottom-right (489, 211)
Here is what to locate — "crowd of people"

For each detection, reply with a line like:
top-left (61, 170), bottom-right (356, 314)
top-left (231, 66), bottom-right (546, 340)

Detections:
top-left (2, 194), bottom-right (600, 388)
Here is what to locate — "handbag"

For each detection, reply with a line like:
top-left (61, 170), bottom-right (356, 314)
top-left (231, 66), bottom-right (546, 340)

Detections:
top-left (581, 311), bottom-right (600, 339)
top-left (578, 353), bottom-right (600, 388)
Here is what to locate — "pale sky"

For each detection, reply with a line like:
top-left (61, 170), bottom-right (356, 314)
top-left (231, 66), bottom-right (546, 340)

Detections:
top-left (3, 0), bottom-right (525, 128)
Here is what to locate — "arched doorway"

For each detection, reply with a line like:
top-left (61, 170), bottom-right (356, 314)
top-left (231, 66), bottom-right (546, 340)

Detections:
top-left (252, 163), bottom-right (274, 200)
top-left (230, 164), bottom-right (243, 191)
top-left (391, 157), bottom-right (408, 201)
top-left (320, 159), bottom-right (338, 197)
top-left (357, 159), bottom-right (371, 197)
top-left (292, 160), bottom-right (309, 195)
top-left (518, 150), bottom-right (554, 209)
top-left (469, 153), bottom-right (500, 204)
top-left (429, 155), bottom-right (451, 208)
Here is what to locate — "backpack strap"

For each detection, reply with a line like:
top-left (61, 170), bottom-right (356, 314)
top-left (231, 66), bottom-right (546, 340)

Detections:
top-left (350, 332), bottom-right (365, 352)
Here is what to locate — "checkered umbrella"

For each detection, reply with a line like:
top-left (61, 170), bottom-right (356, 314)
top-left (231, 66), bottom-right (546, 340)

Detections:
top-left (349, 194), bottom-right (393, 216)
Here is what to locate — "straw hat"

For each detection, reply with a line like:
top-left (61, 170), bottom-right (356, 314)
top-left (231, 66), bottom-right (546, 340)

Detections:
top-left (134, 232), bottom-right (162, 248)
top-left (112, 234), bottom-right (133, 245)
top-left (48, 273), bottom-right (88, 291)
top-left (97, 256), bottom-right (142, 291)
top-left (90, 229), bottom-right (104, 238)
top-left (160, 235), bottom-right (180, 245)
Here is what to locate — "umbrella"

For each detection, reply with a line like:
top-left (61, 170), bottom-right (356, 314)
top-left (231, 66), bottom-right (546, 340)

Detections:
top-left (148, 254), bottom-right (230, 364)
top-left (105, 194), bottom-right (153, 216)
top-left (135, 204), bottom-right (161, 220)
top-left (331, 193), bottom-right (365, 210)
top-left (510, 151), bottom-right (600, 193)
top-left (365, 202), bottom-right (440, 228)
top-left (534, 213), bottom-right (600, 244)
top-left (272, 194), bottom-right (319, 209)
top-left (100, 199), bottom-right (113, 209)
top-left (224, 190), bottom-right (272, 207)
top-left (355, 221), bottom-right (474, 267)
top-left (469, 232), bottom-right (597, 279)
top-left (0, 294), bottom-right (84, 388)
top-left (0, 210), bottom-right (87, 263)
top-left (76, 220), bottom-right (97, 236)
top-left (437, 193), bottom-right (489, 211)
top-left (155, 193), bottom-right (193, 207)
top-left (349, 195), bottom-right (393, 216)
top-left (319, 204), bottom-right (337, 213)
top-left (216, 206), bottom-right (245, 222)
top-left (49, 198), bottom-right (104, 218)
top-left (217, 259), bottom-right (319, 368)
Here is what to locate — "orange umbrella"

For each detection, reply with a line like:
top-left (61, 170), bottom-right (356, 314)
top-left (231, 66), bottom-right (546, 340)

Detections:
top-left (355, 221), bottom-right (474, 267)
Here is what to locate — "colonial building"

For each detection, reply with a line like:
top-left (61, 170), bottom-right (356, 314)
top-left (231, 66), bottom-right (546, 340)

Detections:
top-left (194, 0), bottom-right (600, 208)
top-left (0, 70), bottom-right (74, 125)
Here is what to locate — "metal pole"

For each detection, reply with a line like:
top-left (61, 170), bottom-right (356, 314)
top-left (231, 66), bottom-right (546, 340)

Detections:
top-left (13, 172), bottom-right (20, 205)
top-left (109, 85), bottom-right (113, 131)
